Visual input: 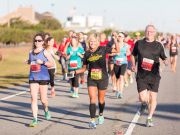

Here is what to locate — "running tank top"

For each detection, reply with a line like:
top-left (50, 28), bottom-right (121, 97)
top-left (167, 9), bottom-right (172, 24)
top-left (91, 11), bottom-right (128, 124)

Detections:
top-left (29, 49), bottom-right (50, 81)
top-left (114, 44), bottom-right (128, 65)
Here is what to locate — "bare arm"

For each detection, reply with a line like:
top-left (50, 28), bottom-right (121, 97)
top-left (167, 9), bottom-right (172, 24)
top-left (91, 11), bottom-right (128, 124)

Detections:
top-left (36, 50), bottom-right (54, 68)
top-left (71, 65), bottom-right (87, 74)
top-left (131, 55), bottom-right (136, 72)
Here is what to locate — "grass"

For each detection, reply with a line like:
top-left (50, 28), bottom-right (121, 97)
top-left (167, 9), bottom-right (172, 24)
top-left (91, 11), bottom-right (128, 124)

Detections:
top-left (0, 46), bottom-right (61, 88)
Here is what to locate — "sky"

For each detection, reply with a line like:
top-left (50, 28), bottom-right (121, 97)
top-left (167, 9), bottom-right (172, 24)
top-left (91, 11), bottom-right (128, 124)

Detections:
top-left (0, 0), bottom-right (180, 33)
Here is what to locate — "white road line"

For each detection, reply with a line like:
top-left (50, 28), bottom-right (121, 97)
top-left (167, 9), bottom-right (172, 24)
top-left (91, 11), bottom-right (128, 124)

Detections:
top-left (124, 109), bottom-right (141, 135)
top-left (0, 91), bottom-right (28, 101)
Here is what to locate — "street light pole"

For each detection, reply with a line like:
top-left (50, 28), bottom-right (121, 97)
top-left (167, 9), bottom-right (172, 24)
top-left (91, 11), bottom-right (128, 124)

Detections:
top-left (7, 0), bottom-right (10, 27)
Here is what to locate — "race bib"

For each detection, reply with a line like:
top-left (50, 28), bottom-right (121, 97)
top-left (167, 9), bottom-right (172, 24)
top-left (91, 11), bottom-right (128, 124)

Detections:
top-left (171, 46), bottom-right (177, 53)
top-left (30, 61), bottom-right (41, 72)
top-left (70, 60), bottom-right (78, 69)
top-left (141, 58), bottom-right (154, 71)
top-left (90, 68), bottom-right (102, 80)
top-left (116, 58), bottom-right (124, 65)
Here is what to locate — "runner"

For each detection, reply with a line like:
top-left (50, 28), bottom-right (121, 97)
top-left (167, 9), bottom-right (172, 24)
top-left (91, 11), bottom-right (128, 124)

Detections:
top-left (45, 36), bottom-right (60, 97)
top-left (71, 34), bottom-right (119, 128)
top-left (107, 31), bottom-right (118, 92)
top-left (113, 32), bottom-right (130, 98)
top-left (169, 35), bottom-right (178, 73)
top-left (27, 33), bottom-right (54, 127)
top-left (78, 32), bottom-right (87, 86)
top-left (58, 36), bottom-right (68, 80)
top-left (65, 35), bottom-right (85, 98)
top-left (131, 25), bottom-right (168, 127)
top-left (124, 33), bottom-right (135, 87)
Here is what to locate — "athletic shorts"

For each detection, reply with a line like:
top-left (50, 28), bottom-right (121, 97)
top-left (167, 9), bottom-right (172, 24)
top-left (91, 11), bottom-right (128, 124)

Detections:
top-left (114, 64), bottom-right (127, 79)
top-left (70, 74), bottom-right (80, 87)
top-left (29, 80), bottom-right (49, 85)
top-left (136, 75), bottom-right (161, 93)
top-left (87, 78), bottom-right (108, 90)
top-left (108, 58), bottom-right (114, 64)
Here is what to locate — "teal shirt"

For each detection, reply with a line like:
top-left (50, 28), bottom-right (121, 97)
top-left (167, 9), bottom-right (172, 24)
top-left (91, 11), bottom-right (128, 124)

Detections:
top-left (67, 46), bottom-right (85, 70)
top-left (114, 44), bottom-right (128, 65)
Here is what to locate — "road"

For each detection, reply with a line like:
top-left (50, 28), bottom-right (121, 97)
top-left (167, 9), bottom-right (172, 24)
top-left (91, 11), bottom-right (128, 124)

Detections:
top-left (0, 59), bottom-right (180, 135)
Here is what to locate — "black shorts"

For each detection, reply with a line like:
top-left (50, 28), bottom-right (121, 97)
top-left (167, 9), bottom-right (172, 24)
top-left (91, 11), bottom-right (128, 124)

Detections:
top-left (108, 57), bottom-right (114, 64)
top-left (70, 74), bottom-right (80, 87)
top-left (87, 78), bottom-right (108, 90)
top-left (114, 64), bottom-right (127, 79)
top-left (136, 75), bottom-right (161, 93)
top-left (29, 80), bottom-right (49, 85)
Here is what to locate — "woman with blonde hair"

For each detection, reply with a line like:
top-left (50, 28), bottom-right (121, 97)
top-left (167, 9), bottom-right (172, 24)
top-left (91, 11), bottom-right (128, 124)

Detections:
top-left (71, 34), bottom-right (119, 128)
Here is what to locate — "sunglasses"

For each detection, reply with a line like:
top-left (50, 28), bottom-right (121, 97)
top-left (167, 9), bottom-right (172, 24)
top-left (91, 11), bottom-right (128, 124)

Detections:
top-left (34, 39), bottom-right (43, 42)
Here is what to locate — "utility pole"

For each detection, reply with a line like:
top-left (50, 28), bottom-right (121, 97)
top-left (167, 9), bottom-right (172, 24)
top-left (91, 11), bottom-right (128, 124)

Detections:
top-left (7, 0), bottom-right (10, 27)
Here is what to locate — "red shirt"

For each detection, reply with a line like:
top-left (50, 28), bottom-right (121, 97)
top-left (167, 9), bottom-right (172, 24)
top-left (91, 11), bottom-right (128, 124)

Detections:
top-left (53, 41), bottom-right (58, 49)
top-left (100, 40), bottom-right (109, 59)
top-left (126, 39), bottom-right (135, 61)
top-left (100, 40), bottom-right (109, 46)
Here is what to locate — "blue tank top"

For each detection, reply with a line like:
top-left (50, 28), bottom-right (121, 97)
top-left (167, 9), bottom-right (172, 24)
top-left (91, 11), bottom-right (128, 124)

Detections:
top-left (114, 44), bottom-right (128, 65)
top-left (29, 49), bottom-right (50, 81)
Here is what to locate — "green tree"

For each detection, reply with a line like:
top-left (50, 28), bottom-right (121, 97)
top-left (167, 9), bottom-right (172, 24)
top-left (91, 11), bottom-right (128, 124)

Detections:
top-left (36, 18), bottom-right (62, 30)
top-left (9, 17), bottom-right (33, 29)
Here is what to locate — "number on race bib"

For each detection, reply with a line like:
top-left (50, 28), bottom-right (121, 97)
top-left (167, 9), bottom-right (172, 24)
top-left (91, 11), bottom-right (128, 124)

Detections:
top-left (90, 68), bottom-right (102, 80)
top-left (141, 58), bottom-right (154, 71)
top-left (70, 60), bottom-right (78, 69)
top-left (116, 58), bottom-right (124, 65)
top-left (171, 47), bottom-right (177, 53)
top-left (30, 61), bottom-right (41, 72)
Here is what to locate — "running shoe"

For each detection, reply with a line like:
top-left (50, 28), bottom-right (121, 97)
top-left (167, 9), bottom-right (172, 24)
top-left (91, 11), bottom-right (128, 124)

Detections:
top-left (115, 91), bottom-right (122, 99)
top-left (29, 119), bottom-right (38, 127)
top-left (97, 115), bottom-right (104, 125)
top-left (89, 119), bottom-right (96, 129)
top-left (124, 82), bottom-right (129, 87)
top-left (45, 111), bottom-right (51, 120)
top-left (146, 118), bottom-right (154, 127)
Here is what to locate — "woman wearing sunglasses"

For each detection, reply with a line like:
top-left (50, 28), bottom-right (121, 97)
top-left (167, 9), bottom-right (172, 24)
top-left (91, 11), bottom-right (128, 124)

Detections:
top-left (27, 33), bottom-right (54, 127)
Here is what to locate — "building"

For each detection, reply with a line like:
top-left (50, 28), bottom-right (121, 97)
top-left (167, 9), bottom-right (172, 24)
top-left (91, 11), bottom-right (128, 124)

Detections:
top-left (0, 6), bottom-right (54, 25)
top-left (64, 15), bottom-right (104, 32)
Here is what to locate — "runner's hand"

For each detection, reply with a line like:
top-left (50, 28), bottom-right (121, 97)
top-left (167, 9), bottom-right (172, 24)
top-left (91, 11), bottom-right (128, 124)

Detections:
top-left (131, 65), bottom-right (136, 72)
top-left (164, 60), bottom-right (168, 66)
top-left (36, 59), bottom-right (43, 64)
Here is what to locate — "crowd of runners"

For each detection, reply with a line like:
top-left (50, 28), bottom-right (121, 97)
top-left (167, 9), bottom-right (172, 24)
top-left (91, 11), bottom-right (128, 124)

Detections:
top-left (27, 24), bottom-right (179, 128)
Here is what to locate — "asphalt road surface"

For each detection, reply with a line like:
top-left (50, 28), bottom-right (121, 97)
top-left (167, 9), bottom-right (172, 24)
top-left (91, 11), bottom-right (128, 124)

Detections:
top-left (0, 59), bottom-right (180, 135)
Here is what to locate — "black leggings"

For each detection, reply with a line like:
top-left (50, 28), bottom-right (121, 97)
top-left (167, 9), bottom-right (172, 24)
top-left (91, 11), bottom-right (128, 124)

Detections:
top-left (48, 68), bottom-right (55, 87)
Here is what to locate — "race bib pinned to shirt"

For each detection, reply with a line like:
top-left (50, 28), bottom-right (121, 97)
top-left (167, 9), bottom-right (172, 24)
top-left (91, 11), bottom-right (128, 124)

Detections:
top-left (115, 58), bottom-right (124, 65)
top-left (70, 60), bottom-right (78, 69)
top-left (141, 58), bottom-right (154, 71)
top-left (90, 68), bottom-right (102, 80)
top-left (30, 61), bottom-right (41, 72)
top-left (171, 46), bottom-right (177, 53)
